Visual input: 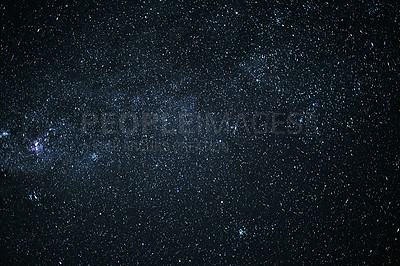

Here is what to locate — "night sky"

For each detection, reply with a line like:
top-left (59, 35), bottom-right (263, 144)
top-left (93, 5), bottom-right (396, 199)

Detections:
top-left (1, 0), bottom-right (399, 264)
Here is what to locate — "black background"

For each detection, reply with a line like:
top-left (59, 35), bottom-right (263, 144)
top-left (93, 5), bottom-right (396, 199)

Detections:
top-left (1, 0), bottom-right (399, 264)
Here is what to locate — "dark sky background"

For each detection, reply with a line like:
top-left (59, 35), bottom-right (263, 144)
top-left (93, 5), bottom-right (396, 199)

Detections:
top-left (1, 0), bottom-right (399, 264)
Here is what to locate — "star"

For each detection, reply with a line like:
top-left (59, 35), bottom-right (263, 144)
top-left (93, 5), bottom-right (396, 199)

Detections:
top-left (30, 139), bottom-right (44, 155)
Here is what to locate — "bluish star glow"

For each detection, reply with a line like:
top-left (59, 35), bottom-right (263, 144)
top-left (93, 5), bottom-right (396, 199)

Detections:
top-left (30, 139), bottom-right (44, 155)
top-left (91, 152), bottom-right (99, 161)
